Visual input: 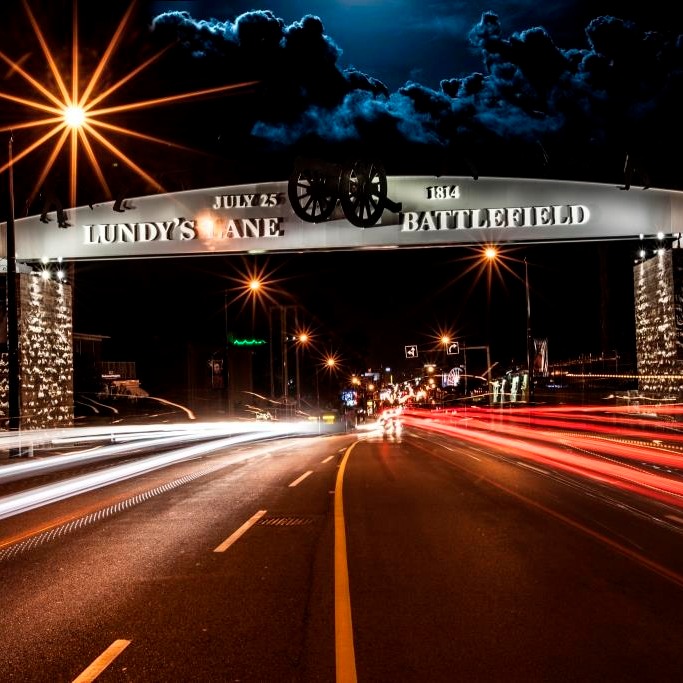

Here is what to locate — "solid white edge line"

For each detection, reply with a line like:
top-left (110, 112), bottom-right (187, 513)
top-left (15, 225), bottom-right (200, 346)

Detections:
top-left (213, 509), bottom-right (267, 552)
top-left (72, 639), bottom-right (131, 683)
top-left (289, 470), bottom-right (313, 487)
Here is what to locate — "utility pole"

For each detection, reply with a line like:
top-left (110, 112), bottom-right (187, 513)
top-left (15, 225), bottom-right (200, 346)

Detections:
top-left (223, 290), bottom-right (231, 416)
top-left (269, 304), bottom-right (301, 417)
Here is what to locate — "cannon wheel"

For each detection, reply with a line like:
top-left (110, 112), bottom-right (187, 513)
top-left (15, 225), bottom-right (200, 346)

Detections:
top-left (288, 159), bottom-right (339, 223)
top-left (339, 160), bottom-right (388, 228)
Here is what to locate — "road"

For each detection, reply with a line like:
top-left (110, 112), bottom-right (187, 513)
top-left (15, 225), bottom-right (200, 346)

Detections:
top-left (1, 421), bottom-right (683, 681)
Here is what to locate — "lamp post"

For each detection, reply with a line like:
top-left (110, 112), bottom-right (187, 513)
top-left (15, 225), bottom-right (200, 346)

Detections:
top-left (316, 355), bottom-right (337, 410)
top-left (440, 335), bottom-right (450, 376)
top-left (440, 336), bottom-right (450, 405)
top-left (268, 304), bottom-right (301, 417)
top-left (225, 275), bottom-right (265, 417)
top-left (525, 257), bottom-right (534, 403)
top-left (294, 331), bottom-right (310, 412)
top-left (4, 106), bottom-right (87, 441)
top-left (5, 132), bottom-right (20, 437)
top-left (223, 289), bottom-right (231, 416)
top-left (483, 246), bottom-right (533, 403)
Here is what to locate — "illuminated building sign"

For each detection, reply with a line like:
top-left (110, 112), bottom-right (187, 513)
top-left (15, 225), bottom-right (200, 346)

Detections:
top-left (3, 176), bottom-right (683, 261)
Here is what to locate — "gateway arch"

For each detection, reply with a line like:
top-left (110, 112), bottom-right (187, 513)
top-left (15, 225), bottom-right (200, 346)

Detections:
top-left (7, 175), bottom-right (683, 261)
top-left (2, 175), bottom-right (683, 428)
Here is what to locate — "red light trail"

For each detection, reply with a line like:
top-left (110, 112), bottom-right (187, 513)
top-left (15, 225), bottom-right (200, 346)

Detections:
top-left (402, 404), bottom-right (683, 509)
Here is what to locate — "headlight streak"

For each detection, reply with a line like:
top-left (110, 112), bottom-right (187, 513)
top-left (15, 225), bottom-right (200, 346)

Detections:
top-left (0, 421), bottom-right (300, 454)
top-left (0, 421), bottom-right (319, 520)
top-left (0, 439), bottom-right (302, 560)
top-left (402, 407), bottom-right (683, 510)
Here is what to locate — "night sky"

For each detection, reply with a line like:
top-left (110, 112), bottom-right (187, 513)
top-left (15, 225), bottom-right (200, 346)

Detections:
top-left (1, 0), bottom-right (679, 391)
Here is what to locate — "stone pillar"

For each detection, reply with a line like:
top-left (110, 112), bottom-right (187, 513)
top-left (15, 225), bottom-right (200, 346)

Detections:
top-left (1, 272), bottom-right (74, 429)
top-left (633, 248), bottom-right (683, 398)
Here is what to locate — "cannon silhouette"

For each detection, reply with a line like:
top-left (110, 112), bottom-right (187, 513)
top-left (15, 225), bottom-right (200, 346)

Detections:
top-left (288, 157), bottom-right (402, 228)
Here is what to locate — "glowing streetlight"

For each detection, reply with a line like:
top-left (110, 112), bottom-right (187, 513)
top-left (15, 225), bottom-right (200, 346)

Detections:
top-left (0, 0), bottom-right (257, 210)
top-left (63, 105), bottom-right (86, 129)
top-left (484, 246), bottom-right (498, 261)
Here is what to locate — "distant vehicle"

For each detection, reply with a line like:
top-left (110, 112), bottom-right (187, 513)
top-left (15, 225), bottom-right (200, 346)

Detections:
top-left (378, 408), bottom-right (402, 435)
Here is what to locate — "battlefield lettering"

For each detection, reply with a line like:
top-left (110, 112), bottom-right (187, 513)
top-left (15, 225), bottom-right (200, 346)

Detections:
top-left (401, 204), bottom-right (590, 231)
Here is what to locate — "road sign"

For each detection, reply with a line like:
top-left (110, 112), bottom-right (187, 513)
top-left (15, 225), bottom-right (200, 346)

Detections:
top-left (405, 345), bottom-right (418, 358)
top-left (446, 342), bottom-right (460, 355)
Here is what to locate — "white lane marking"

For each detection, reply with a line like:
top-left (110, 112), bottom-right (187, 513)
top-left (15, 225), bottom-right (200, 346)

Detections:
top-left (516, 461), bottom-right (549, 475)
top-left (438, 443), bottom-right (480, 461)
top-left (72, 639), bottom-right (131, 683)
top-left (665, 514), bottom-right (683, 526)
top-left (289, 470), bottom-right (313, 487)
top-left (214, 510), bottom-right (267, 553)
top-left (322, 455), bottom-right (335, 463)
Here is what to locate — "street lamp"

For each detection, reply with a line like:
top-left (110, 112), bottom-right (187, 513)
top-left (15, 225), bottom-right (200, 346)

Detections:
top-left (480, 246), bottom-right (532, 403)
top-left (4, 98), bottom-right (89, 440)
top-left (224, 273), bottom-right (267, 416)
top-left (440, 335), bottom-right (449, 401)
top-left (5, 133), bottom-right (20, 436)
top-left (315, 355), bottom-right (337, 410)
top-left (524, 257), bottom-right (533, 403)
top-left (293, 330), bottom-right (311, 411)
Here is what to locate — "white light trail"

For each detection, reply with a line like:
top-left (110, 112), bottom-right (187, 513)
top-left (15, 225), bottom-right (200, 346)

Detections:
top-left (0, 421), bottom-right (320, 520)
top-left (0, 420), bottom-right (319, 483)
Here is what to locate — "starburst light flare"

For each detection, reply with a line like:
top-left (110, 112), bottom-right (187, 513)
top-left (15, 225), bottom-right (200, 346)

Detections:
top-left (0, 0), bottom-right (257, 212)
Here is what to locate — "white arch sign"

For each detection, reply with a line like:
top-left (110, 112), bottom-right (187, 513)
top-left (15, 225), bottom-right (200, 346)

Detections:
top-left (3, 176), bottom-right (683, 261)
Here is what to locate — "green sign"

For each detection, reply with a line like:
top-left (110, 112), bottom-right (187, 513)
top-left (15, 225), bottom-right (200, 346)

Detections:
top-left (230, 338), bottom-right (266, 347)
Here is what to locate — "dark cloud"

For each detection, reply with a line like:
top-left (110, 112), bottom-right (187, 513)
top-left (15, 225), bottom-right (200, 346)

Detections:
top-left (147, 7), bottom-right (683, 188)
